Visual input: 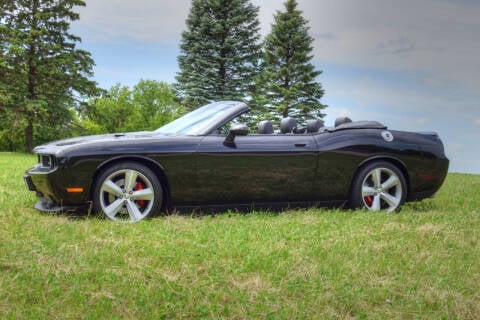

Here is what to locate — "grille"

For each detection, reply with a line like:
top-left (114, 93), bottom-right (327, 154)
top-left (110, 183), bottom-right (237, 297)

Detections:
top-left (38, 154), bottom-right (55, 168)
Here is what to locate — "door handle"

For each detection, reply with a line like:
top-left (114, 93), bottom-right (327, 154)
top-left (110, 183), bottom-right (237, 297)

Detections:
top-left (294, 143), bottom-right (309, 147)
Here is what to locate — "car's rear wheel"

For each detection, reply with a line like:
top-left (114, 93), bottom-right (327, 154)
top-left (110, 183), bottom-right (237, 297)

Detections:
top-left (93, 162), bottom-right (163, 222)
top-left (350, 161), bottom-right (407, 212)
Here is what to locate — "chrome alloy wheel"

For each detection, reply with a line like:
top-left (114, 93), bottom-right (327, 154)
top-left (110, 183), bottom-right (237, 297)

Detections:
top-left (361, 167), bottom-right (403, 212)
top-left (99, 169), bottom-right (155, 222)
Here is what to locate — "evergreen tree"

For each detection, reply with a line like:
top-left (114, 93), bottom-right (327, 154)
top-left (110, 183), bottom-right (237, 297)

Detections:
top-left (0, 0), bottom-right (98, 152)
top-left (176, 0), bottom-right (261, 109)
top-left (256, 0), bottom-right (326, 122)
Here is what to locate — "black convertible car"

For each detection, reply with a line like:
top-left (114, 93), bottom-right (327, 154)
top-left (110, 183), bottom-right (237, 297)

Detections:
top-left (25, 101), bottom-right (449, 222)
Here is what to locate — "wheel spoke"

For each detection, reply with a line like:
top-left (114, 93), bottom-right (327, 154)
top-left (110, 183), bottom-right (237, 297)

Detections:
top-left (101, 180), bottom-right (124, 197)
top-left (124, 170), bottom-right (138, 192)
top-left (103, 198), bottom-right (124, 219)
top-left (362, 186), bottom-right (376, 197)
top-left (372, 169), bottom-right (382, 187)
top-left (126, 200), bottom-right (143, 222)
top-left (371, 195), bottom-right (381, 210)
top-left (381, 192), bottom-right (400, 209)
top-left (131, 188), bottom-right (154, 201)
top-left (381, 175), bottom-right (399, 191)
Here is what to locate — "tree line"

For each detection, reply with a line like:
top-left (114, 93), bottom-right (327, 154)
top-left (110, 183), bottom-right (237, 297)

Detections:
top-left (0, 0), bottom-right (325, 152)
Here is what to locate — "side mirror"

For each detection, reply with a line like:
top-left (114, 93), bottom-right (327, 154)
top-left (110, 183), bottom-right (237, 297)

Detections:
top-left (230, 123), bottom-right (249, 136)
top-left (224, 123), bottom-right (248, 145)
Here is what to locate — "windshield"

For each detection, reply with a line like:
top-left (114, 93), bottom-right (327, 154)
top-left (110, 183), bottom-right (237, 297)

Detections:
top-left (155, 101), bottom-right (242, 135)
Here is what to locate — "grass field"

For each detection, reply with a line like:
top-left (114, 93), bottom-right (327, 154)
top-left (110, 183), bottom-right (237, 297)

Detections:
top-left (1, 152), bottom-right (479, 319)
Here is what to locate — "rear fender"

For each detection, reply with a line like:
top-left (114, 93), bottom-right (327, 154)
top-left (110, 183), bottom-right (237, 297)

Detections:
top-left (352, 156), bottom-right (410, 198)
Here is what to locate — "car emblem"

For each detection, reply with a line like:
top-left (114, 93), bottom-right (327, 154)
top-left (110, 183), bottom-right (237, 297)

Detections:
top-left (381, 130), bottom-right (394, 142)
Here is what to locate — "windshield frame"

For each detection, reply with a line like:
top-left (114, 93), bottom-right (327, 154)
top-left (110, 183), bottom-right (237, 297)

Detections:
top-left (154, 101), bottom-right (250, 136)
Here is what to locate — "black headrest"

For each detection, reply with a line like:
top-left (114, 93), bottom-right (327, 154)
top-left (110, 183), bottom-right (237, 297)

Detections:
top-left (258, 120), bottom-right (274, 134)
top-left (306, 119), bottom-right (324, 133)
top-left (335, 116), bottom-right (352, 127)
top-left (280, 117), bottom-right (297, 133)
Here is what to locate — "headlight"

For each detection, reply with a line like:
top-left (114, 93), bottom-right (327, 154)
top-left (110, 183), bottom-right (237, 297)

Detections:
top-left (37, 154), bottom-right (56, 169)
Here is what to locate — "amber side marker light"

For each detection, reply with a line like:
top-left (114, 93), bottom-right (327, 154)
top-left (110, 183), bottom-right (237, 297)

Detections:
top-left (66, 187), bottom-right (84, 193)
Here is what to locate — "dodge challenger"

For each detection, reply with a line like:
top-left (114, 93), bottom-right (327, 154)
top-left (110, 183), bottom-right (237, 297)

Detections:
top-left (24, 101), bottom-right (449, 222)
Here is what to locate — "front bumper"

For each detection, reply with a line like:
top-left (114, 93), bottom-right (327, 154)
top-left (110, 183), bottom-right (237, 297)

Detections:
top-left (33, 197), bottom-right (87, 213)
top-left (24, 174), bottom-right (36, 192)
top-left (24, 166), bottom-right (89, 214)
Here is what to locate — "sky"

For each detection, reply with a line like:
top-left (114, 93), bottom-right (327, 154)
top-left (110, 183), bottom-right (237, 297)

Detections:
top-left (71, 0), bottom-right (480, 174)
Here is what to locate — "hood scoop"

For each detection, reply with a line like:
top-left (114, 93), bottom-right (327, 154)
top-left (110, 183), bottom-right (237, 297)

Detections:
top-left (56, 139), bottom-right (87, 146)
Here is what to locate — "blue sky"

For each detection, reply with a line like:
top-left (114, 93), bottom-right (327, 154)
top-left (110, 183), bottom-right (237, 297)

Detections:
top-left (71, 0), bottom-right (480, 174)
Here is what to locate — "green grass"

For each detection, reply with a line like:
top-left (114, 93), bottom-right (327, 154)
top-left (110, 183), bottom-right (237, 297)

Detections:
top-left (1, 152), bottom-right (479, 319)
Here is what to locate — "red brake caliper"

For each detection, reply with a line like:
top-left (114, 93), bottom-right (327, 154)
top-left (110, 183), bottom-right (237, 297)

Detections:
top-left (364, 196), bottom-right (373, 206)
top-left (135, 181), bottom-right (146, 208)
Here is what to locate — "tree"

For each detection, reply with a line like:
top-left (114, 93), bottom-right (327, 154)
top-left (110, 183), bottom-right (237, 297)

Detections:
top-left (132, 80), bottom-right (183, 131)
top-left (0, 0), bottom-right (98, 152)
top-left (80, 84), bottom-right (135, 134)
top-left (256, 0), bottom-right (326, 122)
top-left (176, 0), bottom-right (261, 109)
top-left (80, 80), bottom-right (183, 134)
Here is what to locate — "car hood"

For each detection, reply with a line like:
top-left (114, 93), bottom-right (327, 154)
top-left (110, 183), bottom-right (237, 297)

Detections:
top-left (33, 131), bottom-right (156, 155)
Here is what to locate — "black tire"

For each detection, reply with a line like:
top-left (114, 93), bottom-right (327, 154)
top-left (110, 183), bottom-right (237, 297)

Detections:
top-left (350, 161), bottom-right (407, 212)
top-left (92, 162), bottom-right (163, 222)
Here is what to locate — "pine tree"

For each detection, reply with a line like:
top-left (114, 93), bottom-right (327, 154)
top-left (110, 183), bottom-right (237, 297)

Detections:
top-left (257, 0), bottom-right (326, 122)
top-left (176, 0), bottom-right (261, 109)
top-left (0, 0), bottom-right (98, 152)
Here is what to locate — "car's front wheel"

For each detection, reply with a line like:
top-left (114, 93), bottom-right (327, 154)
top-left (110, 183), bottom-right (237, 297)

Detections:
top-left (93, 162), bottom-right (163, 222)
top-left (350, 161), bottom-right (407, 213)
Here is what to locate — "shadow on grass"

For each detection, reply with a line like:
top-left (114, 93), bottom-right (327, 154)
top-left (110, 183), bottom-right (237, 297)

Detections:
top-left (33, 199), bottom-right (438, 222)
top-left (166, 200), bottom-right (349, 218)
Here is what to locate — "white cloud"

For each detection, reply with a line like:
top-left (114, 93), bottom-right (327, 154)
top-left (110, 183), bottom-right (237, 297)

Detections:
top-left (75, 0), bottom-right (480, 95)
top-left (76, 0), bottom-right (191, 43)
top-left (301, 0), bottom-right (480, 93)
top-left (474, 118), bottom-right (480, 126)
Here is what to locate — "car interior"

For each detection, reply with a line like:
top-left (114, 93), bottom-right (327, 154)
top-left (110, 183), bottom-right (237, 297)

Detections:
top-left (216, 115), bottom-right (366, 136)
top-left (257, 116), bottom-right (353, 134)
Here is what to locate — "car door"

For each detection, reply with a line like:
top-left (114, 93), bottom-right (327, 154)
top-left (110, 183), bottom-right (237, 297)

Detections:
top-left (195, 134), bottom-right (318, 204)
